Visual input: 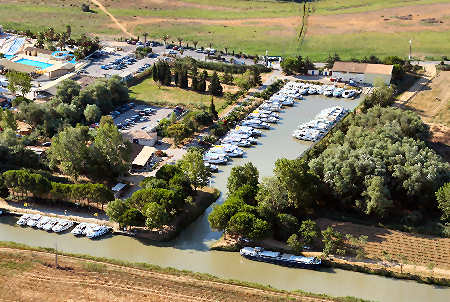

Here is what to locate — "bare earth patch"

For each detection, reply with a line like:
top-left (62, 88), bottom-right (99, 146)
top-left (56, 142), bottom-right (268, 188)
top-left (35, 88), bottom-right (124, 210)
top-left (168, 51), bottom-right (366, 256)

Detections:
top-left (0, 248), bottom-right (331, 302)
top-left (308, 3), bottom-right (450, 35)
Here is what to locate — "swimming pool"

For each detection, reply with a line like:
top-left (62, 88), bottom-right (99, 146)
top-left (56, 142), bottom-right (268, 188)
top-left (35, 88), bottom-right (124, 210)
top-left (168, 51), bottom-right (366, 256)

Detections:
top-left (15, 58), bottom-right (53, 70)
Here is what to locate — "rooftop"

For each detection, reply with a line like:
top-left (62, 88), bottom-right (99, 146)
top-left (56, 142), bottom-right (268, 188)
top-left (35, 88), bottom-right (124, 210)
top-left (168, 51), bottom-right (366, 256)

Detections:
top-left (332, 61), bottom-right (393, 75)
top-left (132, 146), bottom-right (156, 167)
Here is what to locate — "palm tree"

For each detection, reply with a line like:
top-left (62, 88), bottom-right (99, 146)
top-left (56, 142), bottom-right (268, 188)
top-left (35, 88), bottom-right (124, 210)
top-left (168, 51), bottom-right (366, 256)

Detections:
top-left (66, 25), bottom-right (72, 38)
top-left (177, 37), bottom-right (183, 47)
top-left (143, 32), bottom-right (148, 45)
top-left (224, 47), bottom-right (228, 55)
top-left (193, 41), bottom-right (199, 49)
top-left (162, 35), bottom-right (169, 45)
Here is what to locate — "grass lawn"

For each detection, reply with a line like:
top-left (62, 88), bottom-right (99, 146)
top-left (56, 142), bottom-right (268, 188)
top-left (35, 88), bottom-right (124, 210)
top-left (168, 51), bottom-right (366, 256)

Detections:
top-left (129, 78), bottom-right (226, 110)
top-left (300, 30), bottom-right (450, 61)
top-left (313, 0), bottom-right (450, 15)
top-left (0, 2), bottom-right (119, 37)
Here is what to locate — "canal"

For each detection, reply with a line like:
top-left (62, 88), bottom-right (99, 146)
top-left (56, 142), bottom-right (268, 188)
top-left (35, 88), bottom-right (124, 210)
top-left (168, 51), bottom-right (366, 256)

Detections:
top-left (1, 95), bottom-right (449, 301)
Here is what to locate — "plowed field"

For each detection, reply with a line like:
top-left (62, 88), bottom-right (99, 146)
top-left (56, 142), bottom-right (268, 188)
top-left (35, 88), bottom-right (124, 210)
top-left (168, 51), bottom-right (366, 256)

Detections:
top-left (0, 248), bottom-right (333, 302)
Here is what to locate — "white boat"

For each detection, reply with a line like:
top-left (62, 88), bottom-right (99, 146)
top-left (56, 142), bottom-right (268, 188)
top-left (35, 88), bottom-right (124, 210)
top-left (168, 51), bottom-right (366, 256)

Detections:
top-left (342, 90), bottom-right (356, 98)
top-left (203, 153), bottom-right (228, 164)
top-left (86, 225), bottom-right (111, 239)
top-left (71, 222), bottom-right (89, 236)
top-left (52, 219), bottom-right (74, 233)
top-left (36, 216), bottom-right (51, 229)
top-left (205, 163), bottom-right (219, 172)
top-left (26, 214), bottom-right (42, 227)
top-left (43, 218), bottom-right (59, 231)
top-left (16, 214), bottom-right (32, 226)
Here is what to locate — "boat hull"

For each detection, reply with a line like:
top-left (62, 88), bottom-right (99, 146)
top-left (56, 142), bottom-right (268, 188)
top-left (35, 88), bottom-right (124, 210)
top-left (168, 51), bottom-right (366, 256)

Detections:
top-left (241, 253), bottom-right (321, 269)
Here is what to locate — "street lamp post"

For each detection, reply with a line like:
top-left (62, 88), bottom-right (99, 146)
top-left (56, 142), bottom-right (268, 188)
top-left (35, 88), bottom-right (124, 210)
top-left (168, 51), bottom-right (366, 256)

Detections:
top-left (409, 39), bottom-right (412, 60)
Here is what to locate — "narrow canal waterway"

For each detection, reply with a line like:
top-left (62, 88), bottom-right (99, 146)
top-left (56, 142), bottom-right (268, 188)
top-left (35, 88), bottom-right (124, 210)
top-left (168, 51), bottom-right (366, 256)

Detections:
top-left (1, 96), bottom-right (449, 302)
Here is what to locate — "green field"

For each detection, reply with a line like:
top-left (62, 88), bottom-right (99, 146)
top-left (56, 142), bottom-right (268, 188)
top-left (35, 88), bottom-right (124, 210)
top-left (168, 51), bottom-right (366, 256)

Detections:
top-left (2, 0), bottom-right (449, 60)
top-left (300, 30), bottom-right (450, 61)
top-left (129, 78), bottom-right (226, 110)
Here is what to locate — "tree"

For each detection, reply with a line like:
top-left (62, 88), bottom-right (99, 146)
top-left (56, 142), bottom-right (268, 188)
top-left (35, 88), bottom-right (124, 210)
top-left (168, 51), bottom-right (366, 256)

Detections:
top-left (6, 71), bottom-right (31, 97)
top-left (299, 219), bottom-right (319, 246)
top-left (155, 164), bottom-right (182, 182)
top-left (145, 202), bottom-right (169, 229)
top-left (209, 97), bottom-right (218, 120)
top-left (66, 25), bottom-right (72, 38)
top-left (276, 213), bottom-right (298, 241)
top-left (84, 104), bottom-right (101, 123)
top-left (209, 196), bottom-right (246, 231)
top-left (256, 177), bottom-right (290, 220)
top-left (81, 3), bottom-right (90, 12)
top-left (326, 53), bottom-right (340, 69)
top-left (177, 37), bottom-right (183, 47)
top-left (56, 79), bottom-right (81, 104)
top-left (91, 116), bottom-right (131, 179)
top-left (167, 123), bottom-right (191, 146)
top-left (321, 226), bottom-right (346, 257)
top-left (143, 32), bottom-right (148, 45)
top-left (0, 108), bottom-right (17, 131)
top-left (227, 163), bottom-right (259, 196)
top-left (221, 72), bottom-right (234, 85)
top-left (273, 158), bottom-right (321, 210)
top-left (162, 35), bottom-right (169, 45)
top-left (226, 211), bottom-right (270, 240)
top-left (287, 234), bottom-right (303, 254)
top-left (198, 70), bottom-right (207, 93)
top-left (192, 41), bottom-right (199, 49)
top-left (106, 199), bottom-right (129, 223)
top-left (179, 148), bottom-right (211, 192)
top-left (436, 182), bottom-right (450, 221)
top-left (235, 70), bottom-right (253, 91)
top-left (47, 125), bottom-right (91, 180)
top-left (361, 84), bottom-right (395, 112)
top-left (208, 71), bottom-right (223, 96)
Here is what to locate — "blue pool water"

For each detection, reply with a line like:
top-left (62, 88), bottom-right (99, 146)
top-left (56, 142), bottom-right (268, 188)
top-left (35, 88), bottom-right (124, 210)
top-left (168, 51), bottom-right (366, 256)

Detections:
top-left (4, 55), bottom-right (14, 60)
top-left (15, 58), bottom-right (53, 70)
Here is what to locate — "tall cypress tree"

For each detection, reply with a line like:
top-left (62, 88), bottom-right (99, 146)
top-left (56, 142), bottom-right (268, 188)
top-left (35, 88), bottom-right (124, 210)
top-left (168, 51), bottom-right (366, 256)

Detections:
top-left (198, 70), bottom-right (208, 93)
top-left (180, 70), bottom-right (189, 89)
top-left (208, 71), bottom-right (223, 96)
top-left (209, 96), bottom-right (218, 120)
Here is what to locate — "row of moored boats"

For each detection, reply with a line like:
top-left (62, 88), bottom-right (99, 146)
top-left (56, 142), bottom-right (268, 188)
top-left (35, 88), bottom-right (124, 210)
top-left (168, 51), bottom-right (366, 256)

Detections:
top-left (203, 82), bottom-right (299, 166)
top-left (292, 106), bottom-right (349, 142)
top-left (282, 81), bottom-right (361, 99)
top-left (16, 214), bottom-right (111, 239)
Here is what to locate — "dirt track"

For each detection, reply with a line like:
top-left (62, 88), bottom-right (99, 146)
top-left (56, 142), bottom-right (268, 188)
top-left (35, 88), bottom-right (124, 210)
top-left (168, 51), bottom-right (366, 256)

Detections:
top-left (0, 248), bottom-right (332, 302)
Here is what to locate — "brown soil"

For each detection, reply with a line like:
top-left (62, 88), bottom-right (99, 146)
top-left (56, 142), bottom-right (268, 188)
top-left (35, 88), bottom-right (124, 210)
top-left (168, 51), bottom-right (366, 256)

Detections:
top-left (0, 248), bottom-right (331, 302)
top-left (308, 3), bottom-right (450, 35)
top-left (100, 0), bottom-right (237, 11)
top-left (316, 218), bottom-right (450, 273)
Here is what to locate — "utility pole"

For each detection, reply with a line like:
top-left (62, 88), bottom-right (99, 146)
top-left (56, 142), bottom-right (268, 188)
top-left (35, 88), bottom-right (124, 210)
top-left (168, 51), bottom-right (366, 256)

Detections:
top-left (409, 39), bottom-right (412, 60)
top-left (55, 241), bottom-right (58, 268)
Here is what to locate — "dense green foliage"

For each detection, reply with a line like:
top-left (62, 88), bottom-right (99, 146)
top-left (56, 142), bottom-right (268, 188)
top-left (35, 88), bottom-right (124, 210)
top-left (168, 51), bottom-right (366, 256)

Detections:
top-left (436, 183), bottom-right (450, 222)
top-left (47, 117), bottom-right (131, 181)
top-left (310, 107), bottom-right (449, 218)
top-left (2, 169), bottom-right (113, 207)
top-left (208, 71), bottom-right (223, 97)
top-left (281, 56), bottom-right (314, 75)
top-left (107, 154), bottom-right (208, 228)
top-left (253, 79), bottom-right (284, 100)
top-left (6, 71), bottom-right (31, 97)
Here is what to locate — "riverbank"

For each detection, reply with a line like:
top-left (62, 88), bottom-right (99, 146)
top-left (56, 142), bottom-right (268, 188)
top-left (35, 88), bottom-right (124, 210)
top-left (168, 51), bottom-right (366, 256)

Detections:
top-left (131, 187), bottom-right (220, 241)
top-left (0, 242), bottom-right (369, 302)
top-left (0, 187), bottom-right (220, 241)
top-left (211, 229), bottom-right (450, 287)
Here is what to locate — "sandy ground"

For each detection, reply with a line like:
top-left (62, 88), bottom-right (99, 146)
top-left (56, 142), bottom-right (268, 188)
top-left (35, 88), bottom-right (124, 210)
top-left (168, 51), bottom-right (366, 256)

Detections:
top-left (0, 248), bottom-right (331, 302)
top-left (308, 3), bottom-right (450, 35)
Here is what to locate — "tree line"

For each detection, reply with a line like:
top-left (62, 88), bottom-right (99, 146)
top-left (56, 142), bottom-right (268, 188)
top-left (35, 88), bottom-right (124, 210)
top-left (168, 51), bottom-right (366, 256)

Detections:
top-left (1, 169), bottom-right (113, 209)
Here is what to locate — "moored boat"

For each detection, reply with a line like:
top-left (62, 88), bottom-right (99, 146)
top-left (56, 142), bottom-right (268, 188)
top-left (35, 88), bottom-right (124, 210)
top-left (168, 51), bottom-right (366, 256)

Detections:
top-left (240, 247), bottom-right (321, 269)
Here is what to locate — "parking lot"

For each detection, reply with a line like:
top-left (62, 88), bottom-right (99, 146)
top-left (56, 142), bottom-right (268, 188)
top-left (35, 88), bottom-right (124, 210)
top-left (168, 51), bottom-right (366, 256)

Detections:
top-left (83, 48), bottom-right (158, 78)
top-left (113, 103), bottom-right (174, 134)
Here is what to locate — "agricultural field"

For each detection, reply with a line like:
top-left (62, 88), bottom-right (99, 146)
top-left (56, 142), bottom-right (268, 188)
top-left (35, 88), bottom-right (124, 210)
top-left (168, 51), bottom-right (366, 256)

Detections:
top-left (404, 71), bottom-right (450, 161)
top-left (2, 0), bottom-right (449, 59)
top-left (129, 78), bottom-right (227, 110)
top-left (0, 247), bottom-right (335, 302)
top-left (304, 0), bottom-right (450, 60)
top-left (317, 218), bottom-right (450, 273)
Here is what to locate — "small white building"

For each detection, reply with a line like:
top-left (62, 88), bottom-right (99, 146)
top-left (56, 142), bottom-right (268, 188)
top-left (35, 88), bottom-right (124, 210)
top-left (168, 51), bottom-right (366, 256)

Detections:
top-left (123, 130), bottom-right (157, 146)
top-left (331, 62), bottom-right (393, 86)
